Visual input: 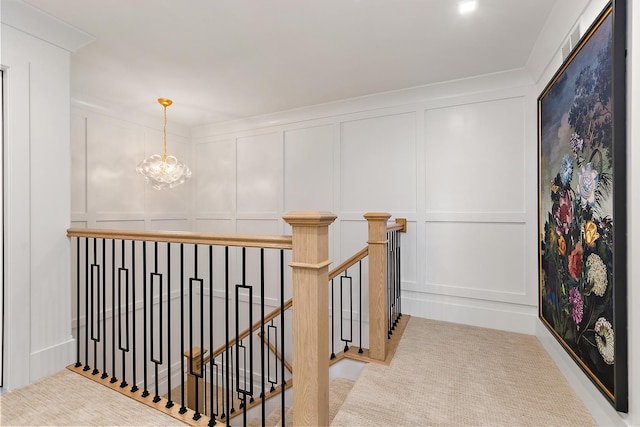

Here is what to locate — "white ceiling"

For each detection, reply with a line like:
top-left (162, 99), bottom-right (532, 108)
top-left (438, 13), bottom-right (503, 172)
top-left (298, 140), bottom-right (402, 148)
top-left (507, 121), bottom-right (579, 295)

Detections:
top-left (21, 0), bottom-right (558, 127)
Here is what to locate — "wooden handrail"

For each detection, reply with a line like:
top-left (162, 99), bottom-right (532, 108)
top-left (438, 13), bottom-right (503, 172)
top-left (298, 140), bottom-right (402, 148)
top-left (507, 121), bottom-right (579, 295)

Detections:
top-left (328, 246), bottom-right (368, 281)
top-left (66, 228), bottom-right (293, 250)
top-left (387, 218), bottom-right (407, 233)
top-left (205, 298), bottom-right (294, 362)
top-left (258, 332), bottom-right (293, 374)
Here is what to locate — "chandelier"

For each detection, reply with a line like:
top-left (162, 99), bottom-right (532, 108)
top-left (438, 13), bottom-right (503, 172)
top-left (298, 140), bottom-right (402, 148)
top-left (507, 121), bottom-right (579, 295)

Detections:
top-left (136, 98), bottom-right (192, 190)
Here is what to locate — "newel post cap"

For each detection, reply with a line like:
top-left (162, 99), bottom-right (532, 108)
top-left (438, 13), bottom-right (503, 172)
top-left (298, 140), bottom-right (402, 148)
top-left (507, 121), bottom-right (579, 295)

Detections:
top-left (363, 212), bottom-right (391, 221)
top-left (283, 211), bottom-right (337, 227)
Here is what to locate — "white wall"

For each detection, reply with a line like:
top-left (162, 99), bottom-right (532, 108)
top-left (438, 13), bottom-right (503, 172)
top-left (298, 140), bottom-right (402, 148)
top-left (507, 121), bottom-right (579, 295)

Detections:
top-left (188, 70), bottom-right (539, 336)
top-left (73, 74), bottom-right (538, 337)
top-left (1, 0), bottom-right (92, 389)
top-left (527, 0), bottom-right (638, 425)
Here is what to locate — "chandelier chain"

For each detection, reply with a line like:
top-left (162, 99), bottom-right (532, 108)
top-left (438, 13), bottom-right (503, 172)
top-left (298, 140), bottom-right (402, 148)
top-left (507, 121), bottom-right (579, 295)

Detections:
top-left (163, 104), bottom-right (168, 161)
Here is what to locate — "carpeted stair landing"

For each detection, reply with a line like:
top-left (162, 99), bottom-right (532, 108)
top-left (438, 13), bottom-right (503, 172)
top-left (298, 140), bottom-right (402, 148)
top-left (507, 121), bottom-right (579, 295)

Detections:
top-left (331, 316), bottom-right (596, 426)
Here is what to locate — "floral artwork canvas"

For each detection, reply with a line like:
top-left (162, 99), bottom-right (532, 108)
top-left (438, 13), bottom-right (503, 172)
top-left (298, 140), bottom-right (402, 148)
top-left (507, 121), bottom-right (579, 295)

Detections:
top-left (538, 1), bottom-right (627, 411)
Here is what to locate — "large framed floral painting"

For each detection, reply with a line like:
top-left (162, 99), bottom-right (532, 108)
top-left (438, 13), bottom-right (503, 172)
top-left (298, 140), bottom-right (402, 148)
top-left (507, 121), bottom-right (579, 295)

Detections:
top-left (538, 0), bottom-right (627, 412)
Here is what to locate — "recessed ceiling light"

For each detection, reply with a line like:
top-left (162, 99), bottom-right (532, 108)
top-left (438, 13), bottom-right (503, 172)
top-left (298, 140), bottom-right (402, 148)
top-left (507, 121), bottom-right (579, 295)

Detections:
top-left (459, 0), bottom-right (477, 14)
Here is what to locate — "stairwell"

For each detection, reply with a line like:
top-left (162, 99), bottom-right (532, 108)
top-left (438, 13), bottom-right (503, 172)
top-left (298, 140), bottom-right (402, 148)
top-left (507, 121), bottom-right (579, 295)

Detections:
top-left (65, 212), bottom-right (406, 426)
top-left (247, 378), bottom-right (355, 427)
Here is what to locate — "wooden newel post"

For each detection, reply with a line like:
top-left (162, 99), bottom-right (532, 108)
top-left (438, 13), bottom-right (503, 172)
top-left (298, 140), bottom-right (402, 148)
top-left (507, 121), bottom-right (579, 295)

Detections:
top-left (364, 212), bottom-right (391, 361)
top-left (283, 211), bottom-right (337, 427)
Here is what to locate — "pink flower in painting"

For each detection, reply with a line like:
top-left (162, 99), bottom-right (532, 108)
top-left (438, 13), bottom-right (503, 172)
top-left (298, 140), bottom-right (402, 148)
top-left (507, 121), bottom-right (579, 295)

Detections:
top-left (554, 192), bottom-right (573, 236)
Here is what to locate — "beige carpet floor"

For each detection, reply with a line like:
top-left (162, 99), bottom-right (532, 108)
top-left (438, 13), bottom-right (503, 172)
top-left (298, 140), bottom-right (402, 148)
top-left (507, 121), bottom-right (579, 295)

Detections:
top-left (0, 317), bottom-right (595, 426)
top-left (0, 369), bottom-right (186, 426)
top-left (332, 316), bottom-right (596, 427)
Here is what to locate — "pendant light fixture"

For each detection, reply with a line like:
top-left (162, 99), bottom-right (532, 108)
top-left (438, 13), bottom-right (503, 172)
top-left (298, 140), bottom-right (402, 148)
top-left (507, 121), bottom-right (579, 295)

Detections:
top-left (136, 98), bottom-right (192, 190)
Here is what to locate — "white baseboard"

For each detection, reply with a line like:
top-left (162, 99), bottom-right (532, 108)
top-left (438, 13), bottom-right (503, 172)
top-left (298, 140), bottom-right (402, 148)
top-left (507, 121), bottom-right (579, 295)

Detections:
top-left (402, 291), bottom-right (538, 335)
top-left (30, 337), bottom-right (76, 383)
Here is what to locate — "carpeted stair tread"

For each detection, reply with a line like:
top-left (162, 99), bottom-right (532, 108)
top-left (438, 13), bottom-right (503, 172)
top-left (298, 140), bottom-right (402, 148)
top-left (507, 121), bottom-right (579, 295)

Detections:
top-left (247, 405), bottom-right (282, 426)
top-left (328, 377), bottom-right (355, 420)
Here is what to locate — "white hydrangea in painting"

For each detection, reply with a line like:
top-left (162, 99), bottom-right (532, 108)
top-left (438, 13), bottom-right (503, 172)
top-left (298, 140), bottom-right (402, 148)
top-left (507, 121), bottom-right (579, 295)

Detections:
top-left (586, 253), bottom-right (608, 297)
top-left (594, 317), bottom-right (614, 365)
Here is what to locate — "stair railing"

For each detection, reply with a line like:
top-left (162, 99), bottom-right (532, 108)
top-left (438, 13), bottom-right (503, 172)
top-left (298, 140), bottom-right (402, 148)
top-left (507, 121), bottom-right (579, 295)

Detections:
top-left (67, 223), bottom-right (297, 427)
top-left (68, 211), bottom-right (404, 427)
top-left (328, 214), bottom-right (406, 363)
top-left (329, 246), bottom-right (368, 359)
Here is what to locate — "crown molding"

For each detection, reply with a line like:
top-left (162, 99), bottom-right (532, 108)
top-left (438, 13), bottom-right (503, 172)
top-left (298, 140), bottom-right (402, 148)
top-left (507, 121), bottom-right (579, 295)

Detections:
top-left (1, 0), bottom-right (95, 52)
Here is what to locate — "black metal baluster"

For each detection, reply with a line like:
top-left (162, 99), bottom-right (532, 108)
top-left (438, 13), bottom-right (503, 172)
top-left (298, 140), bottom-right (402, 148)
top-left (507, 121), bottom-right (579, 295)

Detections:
top-left (75, 237), bottom-right (81, 368)
top-left (208, 245), bottom-right (216, 427)
top-left (166, 242), bottom-right (174, 408)
top-left (235, 247), bottom-right (254, 420)
top-left (102, 239), bottom-right (108, 378)
top-left (119, 240), bottom-right (129, 388)
top-left (179, 244), bottom-right (187, 414)
top-left (358, 260), bottom-right (363, 353)
top-left (249, 251), bottom-right (254, 405)
top-left (340, 270), bottom-right (353, 353)
top-left (398, 230), bottom-right (402, 318)
top-left (330, 277), bottom-right (335, 359)
top-left (151, 243), bottom-right (164, 403)
top-left (236, 247), bottom-right (244, 421)
top-left (190, 244), bottom-right (204, 421)
top-left (203, 364), bottom-right (208, 417)
top-left (220, 351), bottom-right (226, 420)
top-left (388, 230), bottom-right (393, 334)
top-left (230, 346), bottom-right (235, 415)
top-left (242, 338), bottom-right (249, 425)
top-left (237, 339), bottom-right (245, 410)
top-left (200, 250), bottom-right (205, 413)
top-left (131, 241), bottom-right (138, 392)
top-left (387, 231), bottom-right (392, 338)
top-left (260, 248), bottom-right (266, 426)
top-left (238, 247), bottom-right (244, 415)
top-left (224, 246), bottom-right (231, 420)
top-left (91, 238), bottom-right (100, 375)
top-left (142, 241), bottom-right (149, 398)
top-left (111, 239), bottom-right (117, 384)
top-left (83, 237), bottom-right (90, 372)
top-left (212, 359), bottom-right (220, 421)
top-left (267, 322), bottom-right (278, 393)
